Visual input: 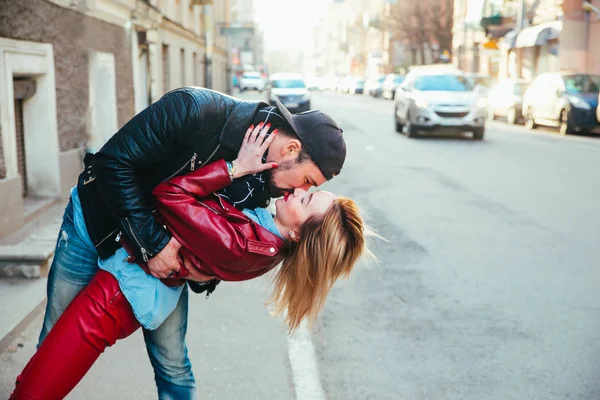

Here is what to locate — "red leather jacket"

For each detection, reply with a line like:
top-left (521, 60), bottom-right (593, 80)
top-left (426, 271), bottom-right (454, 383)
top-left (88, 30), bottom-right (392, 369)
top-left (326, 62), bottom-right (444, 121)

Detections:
top-left (131, 159), bottom-right (286, 286)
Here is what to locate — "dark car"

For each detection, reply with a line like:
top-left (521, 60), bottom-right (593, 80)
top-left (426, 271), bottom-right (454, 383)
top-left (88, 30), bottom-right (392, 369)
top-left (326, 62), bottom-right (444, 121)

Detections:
top-left (523, 73), bottom-right (600, 135)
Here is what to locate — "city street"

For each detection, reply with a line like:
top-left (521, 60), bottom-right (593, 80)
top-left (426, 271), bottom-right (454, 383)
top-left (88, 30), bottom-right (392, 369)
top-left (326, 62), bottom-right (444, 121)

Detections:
top-left (2, 90), bottom-right (600, 399)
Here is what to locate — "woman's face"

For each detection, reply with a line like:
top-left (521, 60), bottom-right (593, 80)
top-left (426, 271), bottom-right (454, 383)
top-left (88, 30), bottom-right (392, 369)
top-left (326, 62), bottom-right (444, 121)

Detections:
top-left (274, 188), bottom-right (336, 232)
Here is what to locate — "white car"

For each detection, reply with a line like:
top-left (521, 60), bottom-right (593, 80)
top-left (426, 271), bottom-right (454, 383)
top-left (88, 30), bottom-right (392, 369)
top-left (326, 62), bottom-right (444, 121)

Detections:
top-left (266, 73), bottom-right (311, 113)
top-left (394, 70), bottom-right (487, 139)
top-left (240, 71), bottom-right (265, 92)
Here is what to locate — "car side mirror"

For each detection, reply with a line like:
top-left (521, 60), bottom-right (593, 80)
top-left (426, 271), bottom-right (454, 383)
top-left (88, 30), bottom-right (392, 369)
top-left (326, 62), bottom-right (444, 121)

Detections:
top-left (400, 86), bottom-right (410, 92)
top-left (556, 88), bottom-right (563, 97)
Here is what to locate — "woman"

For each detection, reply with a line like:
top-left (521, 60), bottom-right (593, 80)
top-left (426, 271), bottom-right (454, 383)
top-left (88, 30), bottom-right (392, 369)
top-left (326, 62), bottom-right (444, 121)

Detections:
top-left (11, 125), bottom-right (371, 400)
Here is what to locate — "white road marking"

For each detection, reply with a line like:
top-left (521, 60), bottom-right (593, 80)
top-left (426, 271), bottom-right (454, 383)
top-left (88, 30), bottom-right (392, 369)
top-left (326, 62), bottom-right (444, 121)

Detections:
top-left (287, 321), bottom-right (327, 400)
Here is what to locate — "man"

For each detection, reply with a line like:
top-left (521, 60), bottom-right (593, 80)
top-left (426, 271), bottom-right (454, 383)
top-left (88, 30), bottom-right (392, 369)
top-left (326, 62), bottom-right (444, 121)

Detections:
top-left (40, 87), bottom-right (345, 399)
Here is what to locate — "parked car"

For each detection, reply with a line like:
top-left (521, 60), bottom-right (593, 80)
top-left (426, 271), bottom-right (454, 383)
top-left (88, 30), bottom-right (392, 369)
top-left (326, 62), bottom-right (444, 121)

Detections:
top-left (318, 76), bottom-right (339, 91)
top-left (394, 69), bottom-right (487, 139)
top-left (239, 71), bottom-right (265, 92)
top-left (336, 76), bottom-right (353, 93)
top-left (365, 76), bottom-right (386, 97)
top-left (266, 73), bottom-right (311, 113)
top-left (486, 79), bottom-right (530, 124)
top-left (382, 74), bottom-right (405, 100)
top-left (465, 73), bottom-right (493, 95)
top-left (348, 77), bottom-right (366, 94)
top-left (597, 91), bottom-right (600, 123)
top-left (522, 72), bottom-right (600, 135)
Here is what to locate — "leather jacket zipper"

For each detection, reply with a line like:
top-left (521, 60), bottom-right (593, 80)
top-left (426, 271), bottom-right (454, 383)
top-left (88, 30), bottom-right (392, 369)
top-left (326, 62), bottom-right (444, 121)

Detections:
top-left (165, 152), bottom-right (198, 182)
top-left (95, 227), bottom-right (120, 249)
top-left (164, 144), bottom-right (221, 182)
top-left (124, 218), bottom-right (154, 262)
top-left (198, 201), bottom-right (220, 215)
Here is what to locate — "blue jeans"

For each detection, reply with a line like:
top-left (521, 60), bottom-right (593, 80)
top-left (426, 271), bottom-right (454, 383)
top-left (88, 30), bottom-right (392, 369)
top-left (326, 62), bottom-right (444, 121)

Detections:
top-left (39, 196), bottom-right (196, 399)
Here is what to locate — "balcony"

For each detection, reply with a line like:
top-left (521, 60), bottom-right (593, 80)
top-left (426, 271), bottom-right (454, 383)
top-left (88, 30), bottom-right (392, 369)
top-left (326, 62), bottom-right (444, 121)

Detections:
top-left (190, 0), bottom-right (213, 5)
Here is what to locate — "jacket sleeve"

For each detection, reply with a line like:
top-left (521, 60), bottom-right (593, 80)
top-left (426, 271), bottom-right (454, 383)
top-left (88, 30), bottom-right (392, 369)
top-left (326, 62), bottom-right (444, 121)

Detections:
top-left (92, 89), bottom-right (205, 261)
top-left (153, 160), bottom-right (281, 279)
top-left (152, 159), bottom-right (232, 200)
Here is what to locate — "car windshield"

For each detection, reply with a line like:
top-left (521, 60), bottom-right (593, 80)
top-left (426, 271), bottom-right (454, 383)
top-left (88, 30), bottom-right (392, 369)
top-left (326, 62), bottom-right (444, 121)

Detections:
top-left (378, 77), bottom-right (386, 83)
top-left (414, 75), bottom-right (473, 92)
top-left (272, 79), bottom-right (305, 89)
top-left (394, 76), bottom-right (404, 83)
top-left (563, 74), bottom-right (600, 94)
top-left (244, 76), bottom-right (260, 80)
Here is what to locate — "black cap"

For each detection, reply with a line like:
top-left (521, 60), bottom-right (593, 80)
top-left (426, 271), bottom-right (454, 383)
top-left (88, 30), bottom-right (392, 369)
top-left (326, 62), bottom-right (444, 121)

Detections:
top-left (275, 99), bottom-right (346, 180)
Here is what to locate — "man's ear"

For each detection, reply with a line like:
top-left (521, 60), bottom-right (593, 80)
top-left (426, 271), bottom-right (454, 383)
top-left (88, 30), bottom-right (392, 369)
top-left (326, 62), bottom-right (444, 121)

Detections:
top-left (282, 139), bottom-right (302, 157)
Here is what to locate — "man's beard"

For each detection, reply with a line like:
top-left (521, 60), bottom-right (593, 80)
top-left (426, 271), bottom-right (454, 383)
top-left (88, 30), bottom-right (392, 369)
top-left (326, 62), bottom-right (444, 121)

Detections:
top-left (266, 160), bottom-right (295, 198)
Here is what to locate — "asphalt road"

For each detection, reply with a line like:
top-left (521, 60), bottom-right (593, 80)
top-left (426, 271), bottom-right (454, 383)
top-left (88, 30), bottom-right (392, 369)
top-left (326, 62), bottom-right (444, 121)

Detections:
top-left (2, 90), bottom-right (599, 400)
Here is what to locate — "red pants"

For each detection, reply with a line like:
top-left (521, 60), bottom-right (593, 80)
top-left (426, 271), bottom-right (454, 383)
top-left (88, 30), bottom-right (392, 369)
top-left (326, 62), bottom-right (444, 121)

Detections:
top-left (11, 270), bottom-right (141, 400)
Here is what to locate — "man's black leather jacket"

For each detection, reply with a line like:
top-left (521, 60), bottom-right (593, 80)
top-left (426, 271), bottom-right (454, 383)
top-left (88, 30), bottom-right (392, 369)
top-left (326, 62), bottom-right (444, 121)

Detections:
top-left (77, 87), bottom-right (269, 260)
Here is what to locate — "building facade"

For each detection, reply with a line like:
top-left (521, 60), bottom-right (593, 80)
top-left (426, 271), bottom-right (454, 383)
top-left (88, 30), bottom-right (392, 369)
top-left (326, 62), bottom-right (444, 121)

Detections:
top-left (453, 0), bottom-right (600, 80)
top-left (0, 0), bottom-right (227, 238)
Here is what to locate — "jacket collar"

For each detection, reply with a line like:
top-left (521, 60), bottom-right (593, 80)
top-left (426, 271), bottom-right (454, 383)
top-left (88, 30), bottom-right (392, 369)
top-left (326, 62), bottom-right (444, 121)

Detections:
top-left (219, 99), bottom-right (270, 151)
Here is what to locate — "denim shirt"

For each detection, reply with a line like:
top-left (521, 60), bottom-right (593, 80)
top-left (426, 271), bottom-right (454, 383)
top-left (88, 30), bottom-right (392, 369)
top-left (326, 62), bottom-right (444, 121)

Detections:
top-left (71, 187), bottom-right (281, 330)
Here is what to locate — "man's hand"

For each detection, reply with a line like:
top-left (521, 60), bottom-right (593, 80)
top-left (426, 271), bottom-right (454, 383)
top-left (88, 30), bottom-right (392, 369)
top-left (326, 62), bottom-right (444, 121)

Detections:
top-left (232, 123), bottom-right (279, 178)
top-left (147, 236), bottom-right (182, 279)
top-left (182, 256), bottom-right (215, 283)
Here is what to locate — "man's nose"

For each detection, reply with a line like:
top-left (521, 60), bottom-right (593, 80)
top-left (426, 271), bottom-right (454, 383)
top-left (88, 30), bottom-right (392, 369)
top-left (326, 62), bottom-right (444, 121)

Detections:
top-left (298, 183), bottom-right (311, 192)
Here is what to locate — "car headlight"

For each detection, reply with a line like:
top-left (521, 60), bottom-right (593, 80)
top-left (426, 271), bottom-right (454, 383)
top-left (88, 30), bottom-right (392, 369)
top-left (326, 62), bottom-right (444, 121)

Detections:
top-left (568, 95), bottom-right (591, 110)
top-left (415, 99), bottom-right (429, 108)
top-left (476, 98), bottom-right (487, 108)
top-left (302, 93), bottom-right (310, 101)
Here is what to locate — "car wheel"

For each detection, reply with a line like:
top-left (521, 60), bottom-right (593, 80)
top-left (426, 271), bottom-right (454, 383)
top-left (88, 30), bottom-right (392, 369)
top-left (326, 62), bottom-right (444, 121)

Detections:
top-left (507, 107), bottom-right (517, 125)
top-left (525, 108), bottom-right (537, 130)
top-left (473, 127), bottom-right (485, 140)
top-left (394, 107), bottom-right (404, 133)
top-left (404, 112), bottom-right (419, 138)
top-left (559, 109), bottom-right (575, 135)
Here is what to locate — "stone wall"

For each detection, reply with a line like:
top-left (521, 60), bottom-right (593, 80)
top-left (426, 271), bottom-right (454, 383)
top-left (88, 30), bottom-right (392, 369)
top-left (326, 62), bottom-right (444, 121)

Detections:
top-left (0, 0), bottom-right (135, 158)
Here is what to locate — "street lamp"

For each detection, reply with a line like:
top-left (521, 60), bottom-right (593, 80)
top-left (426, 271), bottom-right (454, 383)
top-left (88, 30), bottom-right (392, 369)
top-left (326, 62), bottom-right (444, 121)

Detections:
top-left (582, 1), bottom-right (600, 15)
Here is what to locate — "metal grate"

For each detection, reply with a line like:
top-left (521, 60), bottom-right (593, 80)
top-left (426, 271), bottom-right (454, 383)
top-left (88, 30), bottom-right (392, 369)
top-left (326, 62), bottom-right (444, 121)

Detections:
top-left (435, 111), bottom-right (469, 118)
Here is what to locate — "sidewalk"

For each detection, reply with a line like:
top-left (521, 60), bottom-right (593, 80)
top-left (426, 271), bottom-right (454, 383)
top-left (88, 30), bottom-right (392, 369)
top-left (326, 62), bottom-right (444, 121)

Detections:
top-left (0, 202), bottom-right (64, 343)
top-left (0, 277), bottom-right (296, 399)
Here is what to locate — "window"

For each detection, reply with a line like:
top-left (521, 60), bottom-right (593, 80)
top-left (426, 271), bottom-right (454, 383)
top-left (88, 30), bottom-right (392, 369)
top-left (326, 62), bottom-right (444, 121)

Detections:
top-left (162, 44), bottom-right (170, 92)
top-left (272, 79), bottom-right (306, 89)
top-left (513, 82), bottom-right (529, 96)
top-left (413, 75), bottom-right (473, 92)
top-left (180, 48), bottom-right (185, 86)
top-left (563, 74), bottom-right (600, 94)
top-left (193, 52), bottom-right (197, 85)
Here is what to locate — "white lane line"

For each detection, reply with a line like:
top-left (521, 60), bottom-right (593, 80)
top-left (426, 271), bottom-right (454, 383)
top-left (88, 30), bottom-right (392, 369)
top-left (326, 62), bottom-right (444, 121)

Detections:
top-left (287, 321), bottom-right (326, 400)
top-left (267, 203), bottom-right (326, 400)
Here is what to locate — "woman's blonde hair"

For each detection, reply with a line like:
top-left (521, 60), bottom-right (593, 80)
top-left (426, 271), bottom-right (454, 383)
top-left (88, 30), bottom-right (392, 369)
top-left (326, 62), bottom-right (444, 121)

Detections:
top-left (268, 197), bottom-right (372, 333)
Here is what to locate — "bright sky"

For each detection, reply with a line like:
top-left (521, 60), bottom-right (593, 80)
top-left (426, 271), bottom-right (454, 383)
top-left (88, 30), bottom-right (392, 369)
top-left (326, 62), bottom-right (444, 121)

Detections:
top-left (253, 0), bottom-right (332, 52)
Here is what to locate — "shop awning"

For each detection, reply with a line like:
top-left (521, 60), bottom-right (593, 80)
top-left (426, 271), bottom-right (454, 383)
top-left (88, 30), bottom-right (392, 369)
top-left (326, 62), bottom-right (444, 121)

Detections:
top-left (501, 21), bottom-right (562, 49)
top-left (515, 21), bottom-right (562, 48)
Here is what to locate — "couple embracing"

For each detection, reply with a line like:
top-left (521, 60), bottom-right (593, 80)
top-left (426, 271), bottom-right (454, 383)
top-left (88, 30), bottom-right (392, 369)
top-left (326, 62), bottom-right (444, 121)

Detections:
top-left (10, 87), bottom-right (373, 399)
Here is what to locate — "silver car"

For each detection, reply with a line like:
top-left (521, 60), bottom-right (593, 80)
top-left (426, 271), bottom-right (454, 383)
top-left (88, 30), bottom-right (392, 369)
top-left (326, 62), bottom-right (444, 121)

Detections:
top-left (394, 70), bottom-right (487, 139)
